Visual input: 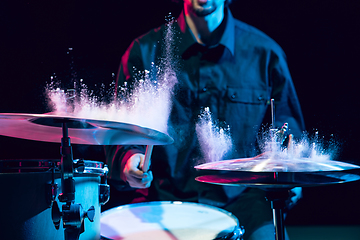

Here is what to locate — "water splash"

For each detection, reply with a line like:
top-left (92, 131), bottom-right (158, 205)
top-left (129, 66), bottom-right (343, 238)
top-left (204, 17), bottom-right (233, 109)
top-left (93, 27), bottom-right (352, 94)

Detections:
top-left (45, 17), bottom-right (178, 134)
top-left (194, 116), bottom-right (341, 166)
top-left (291, 131), bottom-right (340, 161)
top-left (196, 107), bottom-right (233, 163)
top-left (257, 126), bottom-right (341, 162)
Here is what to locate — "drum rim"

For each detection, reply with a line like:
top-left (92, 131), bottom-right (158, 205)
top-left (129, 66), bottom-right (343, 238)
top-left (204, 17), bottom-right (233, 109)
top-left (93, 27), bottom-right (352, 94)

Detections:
top-left (0, 159), bottom-right (107, 175)
top-left (0, 159), bottom-right (59, 173)
top-left (73, 159), bottom-right (108, 176)
top-left (101, 201), bottom-right (240, 239)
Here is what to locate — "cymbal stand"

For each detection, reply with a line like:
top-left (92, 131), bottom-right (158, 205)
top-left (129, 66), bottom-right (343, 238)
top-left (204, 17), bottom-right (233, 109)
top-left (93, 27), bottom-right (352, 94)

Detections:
top-left (265, 188), bottom-right (291, 240)
top-left (51, 120), bottom-right (95, 240)
top-left (267, 99), bottom-right (289, 240)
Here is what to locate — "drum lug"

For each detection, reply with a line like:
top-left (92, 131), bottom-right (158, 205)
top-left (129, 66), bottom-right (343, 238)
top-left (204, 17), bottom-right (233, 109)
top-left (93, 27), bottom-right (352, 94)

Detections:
top-left (238, 226), bottom-right (245, 240)
top-left (227, 225), bottom-right (244, 240)
top-left (46, 160), bottom-right (59, 207)
top-left (73, 159), bottom-right (85, 173)
top-left (51, 201), bottom-right (62, 230)
top-left (46, 182), bottom-right (58, 207)
top-left (99, 165), bottom-right (110, 205)
top-left (99, 184), bottom-right (110, 205)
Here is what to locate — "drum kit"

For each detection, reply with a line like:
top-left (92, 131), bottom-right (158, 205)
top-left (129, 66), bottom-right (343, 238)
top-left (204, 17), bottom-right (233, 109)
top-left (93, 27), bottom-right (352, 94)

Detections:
top-left (0, 113), bottom-right (173, 240)
top-left (1, 112), bottom-right (360, 240)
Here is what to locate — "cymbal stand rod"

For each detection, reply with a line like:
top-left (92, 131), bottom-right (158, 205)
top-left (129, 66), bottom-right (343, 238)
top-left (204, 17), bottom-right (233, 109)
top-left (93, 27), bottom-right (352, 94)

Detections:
top-left (266, 190), bottom-right (289, 240)
top-left (269, 99), bottom-right (279, 152)
top-left (59, 121), bottom-right (83, 240)
top-left (49, 119), bottom-right (96, 240)
top-left (60, 121), bottom-right (75, 202)
top-left (271, 99), bottom-right (275, 129)
top-left (273, 207), bottom-right (285, 240)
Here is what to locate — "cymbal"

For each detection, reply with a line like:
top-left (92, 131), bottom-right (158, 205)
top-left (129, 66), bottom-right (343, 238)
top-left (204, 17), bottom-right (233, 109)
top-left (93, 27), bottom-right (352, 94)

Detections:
top-left (195, 153), bottom-right (360, 172)
top-left (0, 113), bottom-right (173, 145)
top-left (195, 171), bottom-right (360, 189)
top-left (195, 153), bottom-right (360, 188)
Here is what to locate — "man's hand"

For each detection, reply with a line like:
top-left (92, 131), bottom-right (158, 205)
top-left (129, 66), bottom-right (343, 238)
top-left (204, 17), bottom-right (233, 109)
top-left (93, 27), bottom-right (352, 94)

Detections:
top-left (123, 153), bottom-right (153, 188)
top-left (287, 187), bottom-right (303, 210)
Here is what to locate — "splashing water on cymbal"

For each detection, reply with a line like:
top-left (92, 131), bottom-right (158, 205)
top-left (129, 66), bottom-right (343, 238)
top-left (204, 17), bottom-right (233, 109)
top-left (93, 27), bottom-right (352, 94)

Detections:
top-left (45, 16), bottom-right (339, 165)
top-left (256, 123), bottom-right (340, 163)
top-left (196, 107), bottom-right (233, 163)
top-left (45, 18), bottom-right (178, 134)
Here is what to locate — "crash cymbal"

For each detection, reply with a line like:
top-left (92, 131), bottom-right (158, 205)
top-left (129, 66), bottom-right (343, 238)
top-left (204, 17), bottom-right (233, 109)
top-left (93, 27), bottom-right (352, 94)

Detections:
top-left (195, 153), bottom-right (360, 188)
top-left (195, 153), bottom-right (360, 173)
top-left (0, 113), bottom-right (173, 145)
top-left (195, 171), bottom-right (360, 189)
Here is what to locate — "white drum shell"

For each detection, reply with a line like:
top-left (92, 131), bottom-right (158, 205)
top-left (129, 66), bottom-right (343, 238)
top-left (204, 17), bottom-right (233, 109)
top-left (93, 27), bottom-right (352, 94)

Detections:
top-left (0, 160), bottom-right (102, 240)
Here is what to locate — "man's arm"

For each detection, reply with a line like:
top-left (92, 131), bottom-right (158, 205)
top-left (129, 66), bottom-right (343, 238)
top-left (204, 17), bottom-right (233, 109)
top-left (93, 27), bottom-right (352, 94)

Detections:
top-left (104, 39), bottom-right (153, 190)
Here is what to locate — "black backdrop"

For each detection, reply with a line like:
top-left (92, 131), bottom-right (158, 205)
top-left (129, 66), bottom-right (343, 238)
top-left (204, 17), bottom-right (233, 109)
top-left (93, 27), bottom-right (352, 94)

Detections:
top-left (1, 0), bottom-right (360, 226)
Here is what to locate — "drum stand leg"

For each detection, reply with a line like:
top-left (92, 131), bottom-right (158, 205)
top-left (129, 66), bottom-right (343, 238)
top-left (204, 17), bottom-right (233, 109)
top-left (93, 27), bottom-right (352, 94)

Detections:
top-left (265, 189), bottom-right (290, 240)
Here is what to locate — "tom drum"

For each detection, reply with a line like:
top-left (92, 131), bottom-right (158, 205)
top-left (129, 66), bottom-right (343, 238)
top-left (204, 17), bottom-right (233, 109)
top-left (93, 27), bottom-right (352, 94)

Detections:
top-left (0, 159), bottom-right (108, 240)
top-left (100, 201), bottom-right (243, 240)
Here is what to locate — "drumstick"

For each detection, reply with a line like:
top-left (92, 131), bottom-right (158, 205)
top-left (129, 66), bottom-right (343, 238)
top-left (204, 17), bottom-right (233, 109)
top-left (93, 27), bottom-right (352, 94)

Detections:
top-left (142, 145), bottom-right (153, 172)
top-left (287, 134), bottom-right (293, 154)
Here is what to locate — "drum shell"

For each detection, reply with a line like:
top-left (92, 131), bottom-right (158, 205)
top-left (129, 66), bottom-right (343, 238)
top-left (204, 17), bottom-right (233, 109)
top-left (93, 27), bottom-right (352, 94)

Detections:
top-left (0, 168), bottom-right (101, 239)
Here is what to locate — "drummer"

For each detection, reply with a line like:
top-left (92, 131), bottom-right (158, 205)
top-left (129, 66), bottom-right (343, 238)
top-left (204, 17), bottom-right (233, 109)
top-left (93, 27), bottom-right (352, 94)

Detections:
top-left (105, 0), bottom-right (305, 239)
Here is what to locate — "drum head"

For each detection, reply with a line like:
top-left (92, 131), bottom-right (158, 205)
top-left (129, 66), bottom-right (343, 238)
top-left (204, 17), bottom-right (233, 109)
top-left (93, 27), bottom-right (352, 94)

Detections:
top-left (101, 201), bottom-right (239, 240)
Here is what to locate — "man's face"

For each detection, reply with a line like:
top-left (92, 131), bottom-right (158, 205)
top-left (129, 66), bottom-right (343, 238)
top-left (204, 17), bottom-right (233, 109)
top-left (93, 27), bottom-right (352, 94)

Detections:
top-left (184, 0), bottom-right (225, 17)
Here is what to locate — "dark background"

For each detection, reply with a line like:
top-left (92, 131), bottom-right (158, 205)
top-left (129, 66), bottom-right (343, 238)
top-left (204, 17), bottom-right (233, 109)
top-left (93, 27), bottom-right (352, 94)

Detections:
top-left (1, 0), bottom-right (360, 226)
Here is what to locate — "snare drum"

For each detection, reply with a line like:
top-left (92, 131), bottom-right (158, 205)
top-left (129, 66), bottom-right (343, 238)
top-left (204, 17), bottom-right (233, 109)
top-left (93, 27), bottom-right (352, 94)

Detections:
top-left (0, 159), bottom-right (108, 240)
top-left (100, 201), bottom-right (243, 240)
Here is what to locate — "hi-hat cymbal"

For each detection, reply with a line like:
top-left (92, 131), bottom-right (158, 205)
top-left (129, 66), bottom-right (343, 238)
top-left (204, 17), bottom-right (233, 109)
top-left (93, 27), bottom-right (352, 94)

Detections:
top-left (0, 113), bottom-right (173, 145)
top-left (195, 153), bottom-right (360, 188)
